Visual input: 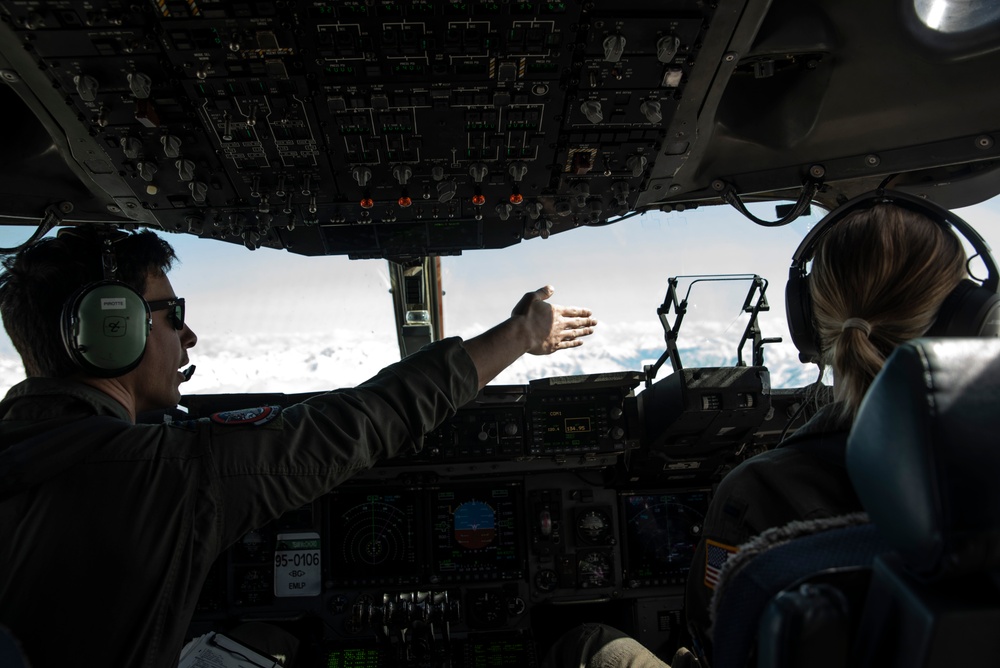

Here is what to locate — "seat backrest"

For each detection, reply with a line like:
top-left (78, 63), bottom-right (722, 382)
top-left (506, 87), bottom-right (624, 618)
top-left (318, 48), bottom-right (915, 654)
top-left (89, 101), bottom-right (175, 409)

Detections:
top-left (848, 337), bottom-right (1000, 579)
top-left (845, 337), bottom-right (1000, 668)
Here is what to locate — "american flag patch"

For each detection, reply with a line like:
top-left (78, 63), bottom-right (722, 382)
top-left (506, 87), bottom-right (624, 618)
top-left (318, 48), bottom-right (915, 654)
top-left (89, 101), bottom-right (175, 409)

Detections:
top-left (704, 539), bottom-right (738, 589)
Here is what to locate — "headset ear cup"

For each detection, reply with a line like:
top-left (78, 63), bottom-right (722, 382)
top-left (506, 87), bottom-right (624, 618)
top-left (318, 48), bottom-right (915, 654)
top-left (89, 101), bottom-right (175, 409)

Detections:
top-left (925, 278), bottom-right (1000, 338)
top-left (61, 281), bottom-right (151, 377)
top-left (786, 269), bottom-right (820, 364)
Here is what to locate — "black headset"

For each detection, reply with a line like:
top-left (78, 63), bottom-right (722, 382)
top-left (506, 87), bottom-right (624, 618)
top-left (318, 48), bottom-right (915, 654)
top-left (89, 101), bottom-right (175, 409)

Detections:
top-left (786, 189), bottom-right (1000, 364)
top-left (59, 230), bottom-right (152, 377)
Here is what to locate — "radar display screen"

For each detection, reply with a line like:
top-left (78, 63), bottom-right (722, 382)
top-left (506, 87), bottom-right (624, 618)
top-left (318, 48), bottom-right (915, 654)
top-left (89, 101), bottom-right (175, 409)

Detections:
top-left (620, 490), bottom-right (710, 587)
top-left (328, 489), bottom-right (420, 585)
top-left (431, 484), bottom-right (523, 581)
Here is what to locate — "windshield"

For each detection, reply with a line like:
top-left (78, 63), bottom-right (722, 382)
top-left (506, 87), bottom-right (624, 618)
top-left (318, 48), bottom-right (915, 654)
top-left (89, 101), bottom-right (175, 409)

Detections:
top-left (3, 196), bottom-right (1000, 396)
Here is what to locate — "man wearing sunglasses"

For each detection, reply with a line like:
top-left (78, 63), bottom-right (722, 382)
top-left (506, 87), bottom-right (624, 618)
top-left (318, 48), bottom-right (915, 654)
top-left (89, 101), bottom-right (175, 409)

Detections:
top-left (0, 228), bottom-right (198, 422)
top-left (0, 225), bottom-right (597, 668)
top-left (147, 297), bottom-right (185, 330)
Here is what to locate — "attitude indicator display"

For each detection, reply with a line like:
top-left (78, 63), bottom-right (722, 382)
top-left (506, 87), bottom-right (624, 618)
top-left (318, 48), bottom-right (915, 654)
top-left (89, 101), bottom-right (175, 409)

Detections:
top-left (431, 484), bottom-right (523, 581)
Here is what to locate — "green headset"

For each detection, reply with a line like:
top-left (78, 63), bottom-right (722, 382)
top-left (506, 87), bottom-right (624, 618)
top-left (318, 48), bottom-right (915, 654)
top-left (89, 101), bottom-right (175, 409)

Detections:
top-left (59, 231), bottom-right (152, 377)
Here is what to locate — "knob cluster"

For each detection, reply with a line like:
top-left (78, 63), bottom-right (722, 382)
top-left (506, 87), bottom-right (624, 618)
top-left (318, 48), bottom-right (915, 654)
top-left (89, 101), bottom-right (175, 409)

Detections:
top-left (351, 590), bottom-right (461, 631)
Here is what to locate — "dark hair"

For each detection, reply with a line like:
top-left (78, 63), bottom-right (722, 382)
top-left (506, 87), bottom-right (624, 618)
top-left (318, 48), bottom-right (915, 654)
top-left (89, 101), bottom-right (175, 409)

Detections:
top-left (0, 226), bottom-right (177, 378)
top-left (809, 204), bottom-right (967, 420)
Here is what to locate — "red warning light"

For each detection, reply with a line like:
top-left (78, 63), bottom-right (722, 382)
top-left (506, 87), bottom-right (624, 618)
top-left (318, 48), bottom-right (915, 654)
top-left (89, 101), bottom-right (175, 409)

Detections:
top-left (398, 196), bottom-right (413, 207)
top-left (472, 194), bottom-right (486, 206)
top-left (360, 198), bottom-right (374, 209)
top-left (509, 193), bottom-right (524, 205)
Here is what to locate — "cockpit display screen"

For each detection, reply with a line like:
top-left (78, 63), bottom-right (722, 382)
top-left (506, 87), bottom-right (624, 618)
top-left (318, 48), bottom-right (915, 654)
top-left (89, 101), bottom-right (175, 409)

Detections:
top-left (525, 380), bottom-right (636, 454)
top-left (327, 489), bottom-right (420, 585)
top-left (530, 402), bottom-right (606, 453)
top-left (620, 490), bottom-right (710, 587)
top-left (326, 646), bottom-right (394, 668)
top-left (430, 484), bottom-right (523, 581)
top-left (455, 637), bottom-right (538, 667)
top-left (326, 638), bottom-right (537, 668)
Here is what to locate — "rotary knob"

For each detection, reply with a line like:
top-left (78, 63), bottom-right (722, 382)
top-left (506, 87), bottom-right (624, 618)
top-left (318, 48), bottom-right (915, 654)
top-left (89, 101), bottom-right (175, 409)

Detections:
top-left (580, 101), bottom-right (603, 124)
top-left (437, 179), bottom-right (457, 202)
top-left (74, 74), bottom-right (99, 102)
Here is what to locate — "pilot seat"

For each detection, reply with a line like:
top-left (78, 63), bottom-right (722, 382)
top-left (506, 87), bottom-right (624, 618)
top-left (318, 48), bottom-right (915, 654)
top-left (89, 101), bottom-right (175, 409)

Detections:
top-left (707, 337), bottom-right (1000, 668)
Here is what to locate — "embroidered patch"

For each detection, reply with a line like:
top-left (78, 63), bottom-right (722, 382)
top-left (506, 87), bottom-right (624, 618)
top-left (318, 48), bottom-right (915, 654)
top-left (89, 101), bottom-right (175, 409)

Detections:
top-left (210, 406), bottom-right (281, 426)
top-left (704, 539), bottom-right (738, 590)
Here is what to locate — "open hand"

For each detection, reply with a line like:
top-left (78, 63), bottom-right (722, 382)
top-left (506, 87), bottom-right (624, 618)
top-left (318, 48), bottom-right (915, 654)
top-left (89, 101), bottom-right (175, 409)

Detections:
top-left (512, 285), bottom-right (597, 355)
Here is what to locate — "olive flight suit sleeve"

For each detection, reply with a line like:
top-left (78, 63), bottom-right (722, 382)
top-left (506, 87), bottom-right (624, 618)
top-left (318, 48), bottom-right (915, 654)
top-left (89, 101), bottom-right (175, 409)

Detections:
top-left (188, 337), bottom-right (480, 544)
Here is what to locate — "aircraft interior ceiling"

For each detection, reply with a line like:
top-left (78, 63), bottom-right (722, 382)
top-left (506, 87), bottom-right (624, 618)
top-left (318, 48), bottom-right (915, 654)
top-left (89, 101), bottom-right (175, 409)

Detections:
top-left (1, 0), bottom-right (1000, 257)
top-left (2, 0), bottom-right (999, 665)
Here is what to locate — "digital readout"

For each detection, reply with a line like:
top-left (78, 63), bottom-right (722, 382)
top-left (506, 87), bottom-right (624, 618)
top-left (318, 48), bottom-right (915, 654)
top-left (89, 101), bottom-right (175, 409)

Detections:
top-left (531, 401), bottom-right (610, 452)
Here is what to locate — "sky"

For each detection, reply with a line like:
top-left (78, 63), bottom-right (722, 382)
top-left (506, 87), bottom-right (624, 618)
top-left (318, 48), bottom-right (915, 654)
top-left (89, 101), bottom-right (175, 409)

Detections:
top-left (3, 195), bottom-right (1000, 398)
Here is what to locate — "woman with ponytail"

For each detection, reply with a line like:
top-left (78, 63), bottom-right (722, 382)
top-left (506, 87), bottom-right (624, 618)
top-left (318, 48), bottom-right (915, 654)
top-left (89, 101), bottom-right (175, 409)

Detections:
top-left (683, 202), bottom-right (970, 662)
top-left (541, 199), bottom-right (987, 668)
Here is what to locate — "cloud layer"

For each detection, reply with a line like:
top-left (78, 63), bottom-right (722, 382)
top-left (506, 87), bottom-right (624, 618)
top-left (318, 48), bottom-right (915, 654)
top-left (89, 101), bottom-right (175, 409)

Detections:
top-left (0, 319), bottom-right (817, 399)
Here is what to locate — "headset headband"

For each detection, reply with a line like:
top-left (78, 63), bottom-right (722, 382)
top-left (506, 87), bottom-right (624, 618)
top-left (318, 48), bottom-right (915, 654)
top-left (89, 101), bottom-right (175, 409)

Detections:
top-left (790, 189), bottom-right (999, 290)
top-left (786, 188), bottom-right (1000, 363)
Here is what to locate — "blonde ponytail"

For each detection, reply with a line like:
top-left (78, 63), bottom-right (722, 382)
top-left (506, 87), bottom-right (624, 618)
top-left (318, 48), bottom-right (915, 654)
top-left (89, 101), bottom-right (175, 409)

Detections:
top-left (808, 204), bottom-right (967, 420)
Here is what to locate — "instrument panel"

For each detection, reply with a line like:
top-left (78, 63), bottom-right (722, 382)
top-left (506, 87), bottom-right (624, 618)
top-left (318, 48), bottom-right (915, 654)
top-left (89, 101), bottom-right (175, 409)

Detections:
top-left (191, 474), bottom-right (710, 662)
top-left (182, 367), bottom-right (807, 664)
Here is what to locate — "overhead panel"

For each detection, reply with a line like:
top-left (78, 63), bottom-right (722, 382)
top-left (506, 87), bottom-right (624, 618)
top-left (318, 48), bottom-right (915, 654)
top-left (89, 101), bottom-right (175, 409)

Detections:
top-left (0, 0), bottom-right (716, 257)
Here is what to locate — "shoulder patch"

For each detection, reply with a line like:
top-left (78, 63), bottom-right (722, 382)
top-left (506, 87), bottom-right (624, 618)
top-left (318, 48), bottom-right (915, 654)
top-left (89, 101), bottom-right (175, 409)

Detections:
top-left (704, 539), bottom-right (738, 590)
top-left (210, 405), bottom-right (282, 427)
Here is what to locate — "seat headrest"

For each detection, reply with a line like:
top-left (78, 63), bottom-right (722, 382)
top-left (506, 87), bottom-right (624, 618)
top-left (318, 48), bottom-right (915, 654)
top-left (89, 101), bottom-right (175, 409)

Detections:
top-left (847, 338), bottom-right (1000, 579)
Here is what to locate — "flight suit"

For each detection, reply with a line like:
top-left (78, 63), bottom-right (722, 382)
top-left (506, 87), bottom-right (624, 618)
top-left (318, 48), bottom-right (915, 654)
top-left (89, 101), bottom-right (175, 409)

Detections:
top-left (0, 338), bottom-right (478, 668)
top-left (683, 402), bottom-right (865, 663)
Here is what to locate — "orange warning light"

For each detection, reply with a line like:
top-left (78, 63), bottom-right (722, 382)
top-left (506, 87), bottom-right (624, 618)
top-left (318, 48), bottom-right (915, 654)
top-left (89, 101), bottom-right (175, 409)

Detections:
top-left (472, 194), bottom-right (486, 206)
top-left (360, 198), bottom-right (374, 209)
top-left (509, 193), bottom-right (524, 205)
top-left (398, 196), bottom-right (412, 207)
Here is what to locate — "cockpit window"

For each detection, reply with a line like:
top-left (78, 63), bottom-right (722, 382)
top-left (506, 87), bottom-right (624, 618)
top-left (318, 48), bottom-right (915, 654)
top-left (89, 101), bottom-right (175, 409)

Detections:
top-left (440, 203), bottom-right (826, 390)
top-left (2, 193), bottom-right (1000, 396)
top-left (913, 0), bottom-right (1000, 33)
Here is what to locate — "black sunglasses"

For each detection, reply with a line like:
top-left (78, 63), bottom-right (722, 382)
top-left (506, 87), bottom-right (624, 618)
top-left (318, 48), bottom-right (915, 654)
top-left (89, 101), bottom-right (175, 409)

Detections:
top-left (147, 297), bottom-right (185, 330)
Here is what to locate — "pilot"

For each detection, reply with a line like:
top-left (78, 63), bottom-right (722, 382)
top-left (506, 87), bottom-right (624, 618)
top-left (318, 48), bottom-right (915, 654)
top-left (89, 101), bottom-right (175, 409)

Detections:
top-left (543, 192), bottom-right (998, 668)
top-left (684, 192), bottom-right (998, 663)
top-left (0, 225), bottom-right (597, 668)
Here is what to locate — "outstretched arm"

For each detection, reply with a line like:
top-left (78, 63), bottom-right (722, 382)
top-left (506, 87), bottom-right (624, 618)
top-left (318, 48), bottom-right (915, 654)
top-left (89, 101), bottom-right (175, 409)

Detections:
top-left (462, 285), bottom-right (597, 389)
